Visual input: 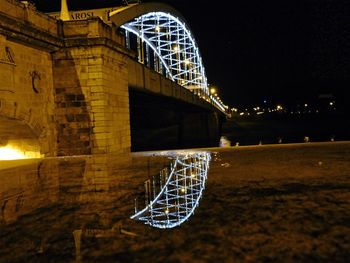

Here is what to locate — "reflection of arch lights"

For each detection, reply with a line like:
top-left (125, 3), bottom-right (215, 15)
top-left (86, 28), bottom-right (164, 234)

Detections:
top-left (131, 152), bottom-right (211, 229)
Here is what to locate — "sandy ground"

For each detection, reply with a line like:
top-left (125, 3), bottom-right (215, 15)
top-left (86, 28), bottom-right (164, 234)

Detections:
top-left (112, 142), bottom-right (350, 263)
top-left (0, 142), bottom-right (349, 262)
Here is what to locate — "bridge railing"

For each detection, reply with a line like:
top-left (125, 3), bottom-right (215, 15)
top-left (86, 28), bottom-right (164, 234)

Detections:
top-left (127, 59), bottom-right (229, 114)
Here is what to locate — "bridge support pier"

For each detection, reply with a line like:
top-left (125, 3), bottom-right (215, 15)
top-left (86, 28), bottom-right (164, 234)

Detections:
top-left (52, 35), bottom-right (132, 182)
top-left (52, 42), bottom-right (131, 158)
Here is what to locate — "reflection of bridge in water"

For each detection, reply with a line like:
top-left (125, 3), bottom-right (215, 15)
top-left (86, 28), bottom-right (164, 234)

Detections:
top-left (0, 150), bottom-right (212, 261)
top-left (131, 152), bottom-right (211, 228)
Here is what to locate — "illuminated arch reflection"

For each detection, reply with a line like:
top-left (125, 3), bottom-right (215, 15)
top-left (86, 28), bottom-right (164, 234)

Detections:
top-left (131, 152), bottom-right (211, 228)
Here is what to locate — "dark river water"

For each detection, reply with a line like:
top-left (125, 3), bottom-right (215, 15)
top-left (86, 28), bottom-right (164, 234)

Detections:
top-left (222, 113), bottom-right (350, 146)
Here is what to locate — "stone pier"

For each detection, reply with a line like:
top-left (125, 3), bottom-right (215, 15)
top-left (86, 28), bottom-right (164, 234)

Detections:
top-left (0, 1), bottom-right (132, 161)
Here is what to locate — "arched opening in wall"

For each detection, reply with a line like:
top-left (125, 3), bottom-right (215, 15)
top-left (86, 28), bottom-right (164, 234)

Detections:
top-left (0, 116), bottom-right (42, 160)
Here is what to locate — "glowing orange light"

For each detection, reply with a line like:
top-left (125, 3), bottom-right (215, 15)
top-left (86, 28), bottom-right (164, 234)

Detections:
top-left (0, 146), bottom-right (41, 160)
top-left (0, 147), bottom-right (26, 160)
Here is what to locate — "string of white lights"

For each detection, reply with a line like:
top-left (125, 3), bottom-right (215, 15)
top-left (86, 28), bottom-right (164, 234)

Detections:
top-left (121, 11), bottom-right (227, 113)
top-left (131, 152), bottom-right (211, 229)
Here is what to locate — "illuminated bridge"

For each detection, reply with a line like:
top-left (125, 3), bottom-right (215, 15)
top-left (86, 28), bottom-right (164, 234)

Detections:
top-left (53, 2), bottom-right (228, 113)
top-left (109, 3), bottom-right (227, 113)
top-left (0, 0), bottom-right (227, 159)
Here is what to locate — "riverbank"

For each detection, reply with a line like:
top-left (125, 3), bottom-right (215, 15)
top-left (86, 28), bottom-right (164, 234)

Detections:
top-left (0, 142), bottom-right (349, 262)
top-left (114, 141), bottom-right (350, 262)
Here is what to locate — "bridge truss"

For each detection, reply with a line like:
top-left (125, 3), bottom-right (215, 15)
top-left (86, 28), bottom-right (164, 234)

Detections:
top-left (131, 152), bottom-right (211, 228)
top-left (121, 12), bottom-right (227, 112)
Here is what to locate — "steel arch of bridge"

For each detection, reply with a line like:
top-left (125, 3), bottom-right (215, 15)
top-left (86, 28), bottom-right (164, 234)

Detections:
top-left (112, 6), bottom-right (226, 112)
top-left (122, 12), bottom-right (208, 92)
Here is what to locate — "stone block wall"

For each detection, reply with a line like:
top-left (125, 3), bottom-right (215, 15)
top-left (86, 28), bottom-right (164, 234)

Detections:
top-left (0, 34), bottom-right (56, 156)
top-left (53, 50), bottom-right (92, 156)
top-left (0, 0), bottom-right (58, 36)
top-left (53, 24), bottom-right (131, 157)
top-left (1, 1), bottom-right (131, 159)
top-left (100, 46), bottom-right (131, 155)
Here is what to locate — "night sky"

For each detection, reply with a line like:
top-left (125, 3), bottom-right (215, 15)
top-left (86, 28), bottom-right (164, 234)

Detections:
top-left (32, 0), bottom-right (350, 109)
